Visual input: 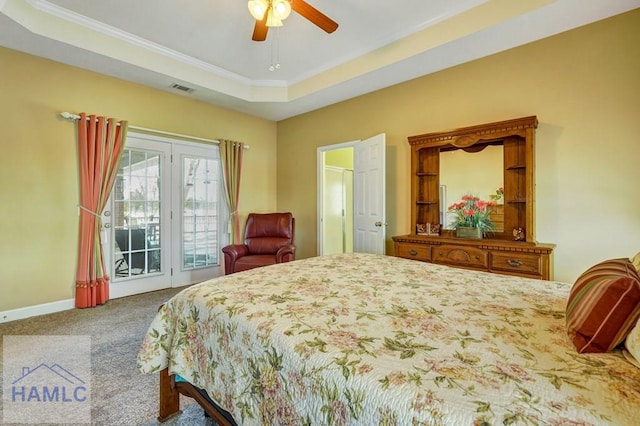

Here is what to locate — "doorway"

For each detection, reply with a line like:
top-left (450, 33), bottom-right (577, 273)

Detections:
top-left (102, 133), bottom-right (227, 299)
top-left (317, 134), bottom-right (386, 256)
top-left (322, 162), bottom-right (354, 254)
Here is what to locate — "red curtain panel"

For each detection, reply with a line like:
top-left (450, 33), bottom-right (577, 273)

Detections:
top-left (75, 113), bottom-right (128, 308)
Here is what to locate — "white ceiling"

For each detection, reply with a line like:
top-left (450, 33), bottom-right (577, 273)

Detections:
top-left (1, 0), bottom-right (638, 121)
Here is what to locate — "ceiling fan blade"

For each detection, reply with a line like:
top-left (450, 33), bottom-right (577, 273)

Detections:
top-left (291, 0), bottom-right (338, 34)
top-left (252, 15), bottom-right (269, 41)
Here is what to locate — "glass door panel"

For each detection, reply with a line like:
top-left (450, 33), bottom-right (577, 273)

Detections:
top-left (182, 156), bottom-right (219, 269)
top-left (113, 149), bottom-right (162, 277)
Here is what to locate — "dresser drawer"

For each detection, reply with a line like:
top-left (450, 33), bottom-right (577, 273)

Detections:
top-left (433, 245), bottom-right (488, 268)
top-left (490, 252), bottom-right (541, 276)
top-left (396, 242), bottom-right (431, 262)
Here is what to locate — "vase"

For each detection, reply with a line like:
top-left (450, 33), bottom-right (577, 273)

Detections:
top-left (455, 227), bottom-right (483, 239)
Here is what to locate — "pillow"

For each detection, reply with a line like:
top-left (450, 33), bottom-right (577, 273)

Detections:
top-left (566, 258), bottom-right (640, 353)
top-left (631, 251), bottom-right (640, 274)
top-left (624, 320), bottom-right (640, 367)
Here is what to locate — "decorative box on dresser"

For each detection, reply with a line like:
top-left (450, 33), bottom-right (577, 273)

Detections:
top-left (392, 116), bottom-right (555, 280)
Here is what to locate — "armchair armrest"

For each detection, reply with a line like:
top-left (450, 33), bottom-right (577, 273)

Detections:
top-left (275, 243), bottom-right (296, 263)
top-left (222, 244), bottom-right (249, 274)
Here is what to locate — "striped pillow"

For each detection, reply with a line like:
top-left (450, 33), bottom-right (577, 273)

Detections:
top-left (566, 258), bottom-right (640, 353)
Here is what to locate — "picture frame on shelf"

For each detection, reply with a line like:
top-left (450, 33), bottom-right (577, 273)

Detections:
top-left (416, 223), bottom-right (441, 236)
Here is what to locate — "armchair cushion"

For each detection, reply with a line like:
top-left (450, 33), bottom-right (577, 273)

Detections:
top-left (244, 213), bottom-right (295, 254)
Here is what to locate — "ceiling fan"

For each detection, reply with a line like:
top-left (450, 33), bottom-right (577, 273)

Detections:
top-left (248, 0), bottom-right (339, 42)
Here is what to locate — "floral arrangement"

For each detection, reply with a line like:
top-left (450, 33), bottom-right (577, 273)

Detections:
top-left (447, 194), bottom-right (496, 236)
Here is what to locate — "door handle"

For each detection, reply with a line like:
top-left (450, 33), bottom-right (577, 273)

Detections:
top-left (374, 221), bottom-right (387, 227)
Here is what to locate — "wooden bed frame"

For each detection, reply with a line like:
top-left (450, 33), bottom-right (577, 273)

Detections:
top-left (155, 301), bottom-right (236, 425)
top-left (158, 367), bottom-right (236, 425)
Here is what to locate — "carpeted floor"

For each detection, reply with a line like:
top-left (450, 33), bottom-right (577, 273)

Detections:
top-left (0, 286), bottom-right (216, 425)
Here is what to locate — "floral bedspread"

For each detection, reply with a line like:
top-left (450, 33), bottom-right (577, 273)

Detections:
top-left (137, 253), bottom-right (640, 425)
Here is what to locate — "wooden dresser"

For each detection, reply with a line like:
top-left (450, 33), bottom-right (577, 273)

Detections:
top-left (393, 235), bottom-right (554, 280)
top-left (393, 116), bottom-right (555, 280)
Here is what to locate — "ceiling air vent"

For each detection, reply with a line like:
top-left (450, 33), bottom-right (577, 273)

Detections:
top-left (170, 83), bottom-right (195, 93)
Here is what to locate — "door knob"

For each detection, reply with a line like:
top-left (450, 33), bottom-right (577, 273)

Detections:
top-left (374, 221), bottom-right (386, 227)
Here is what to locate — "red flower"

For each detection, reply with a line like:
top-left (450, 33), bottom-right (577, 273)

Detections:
top-left (447, 192), bottom-right (496, 236)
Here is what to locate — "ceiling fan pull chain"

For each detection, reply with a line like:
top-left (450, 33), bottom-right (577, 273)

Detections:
top-left (269, 28), bottom-right (281, 71)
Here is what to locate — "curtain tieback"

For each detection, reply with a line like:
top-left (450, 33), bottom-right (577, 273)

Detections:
top-left (78, 204), bottom-right (101, 218)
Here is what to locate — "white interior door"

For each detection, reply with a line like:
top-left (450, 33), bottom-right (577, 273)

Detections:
top-left (354, 133), bottom-right (386, 254)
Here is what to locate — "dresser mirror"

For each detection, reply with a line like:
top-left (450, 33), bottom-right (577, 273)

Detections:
top-left (440, 144), bottom-right (503, 230)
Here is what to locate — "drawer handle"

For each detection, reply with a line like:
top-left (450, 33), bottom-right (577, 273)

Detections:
top-left (409, 249), bottom-right (418, 256)
top-left (507, 259), bottom-right (523, 267)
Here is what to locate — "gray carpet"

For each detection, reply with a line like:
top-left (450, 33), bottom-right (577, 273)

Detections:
top-left (0, 287), bottom-right (217, 425)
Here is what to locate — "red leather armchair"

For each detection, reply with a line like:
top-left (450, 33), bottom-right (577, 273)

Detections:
top-left (222, 212), bottom-right (296, 274)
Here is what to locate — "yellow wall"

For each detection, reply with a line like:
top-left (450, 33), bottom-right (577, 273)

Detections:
top-left (325, 148), bottom-right (354, 170)
top-left (277, 9), bottom-right (640, 283)
top-left (0, 47), bottom-right (277, 312)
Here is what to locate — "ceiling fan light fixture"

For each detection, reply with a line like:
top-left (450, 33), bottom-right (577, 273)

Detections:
top-left (265, 9), bottom-right (283, 27)
top-left (272, 0), bottom-right (291, 20)
top-left (248, 0), bottom-right (268, 20)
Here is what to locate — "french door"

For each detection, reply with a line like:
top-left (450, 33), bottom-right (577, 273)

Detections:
top-left (103, 133), bottom-right (226, 298)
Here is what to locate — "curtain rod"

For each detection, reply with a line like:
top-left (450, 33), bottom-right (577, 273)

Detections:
top-left (60, 112), bottom-right (249, 149)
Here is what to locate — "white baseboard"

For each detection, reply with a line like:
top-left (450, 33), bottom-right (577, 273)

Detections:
top-left (0, 284), bottom-right (195, 324)
top-left (0, 298), bottom-right (75, 324)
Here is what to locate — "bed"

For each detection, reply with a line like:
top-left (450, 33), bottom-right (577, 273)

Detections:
top-left (137, 253), bottom-right (640, 425)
